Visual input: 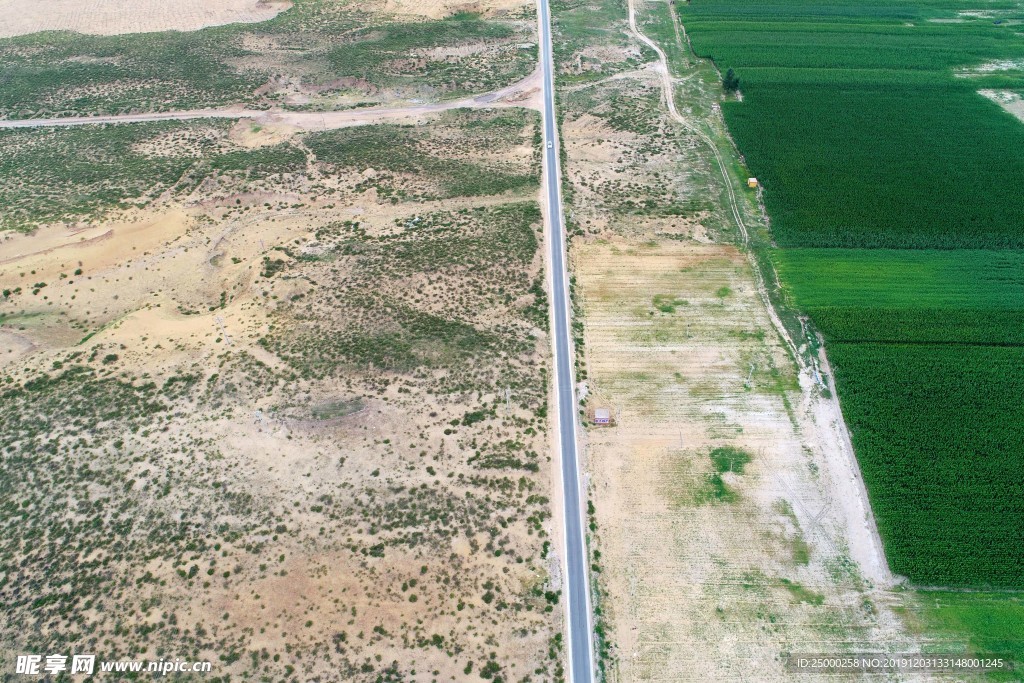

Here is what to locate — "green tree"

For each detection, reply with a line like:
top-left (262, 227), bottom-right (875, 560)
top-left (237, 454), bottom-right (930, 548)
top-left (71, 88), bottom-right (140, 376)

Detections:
top-left (723, 68), bottom-right (740, 93)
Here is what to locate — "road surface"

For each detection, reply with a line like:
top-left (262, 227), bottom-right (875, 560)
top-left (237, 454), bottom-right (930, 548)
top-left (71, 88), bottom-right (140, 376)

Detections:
top-left (535, 0), bottom-right (596, 682)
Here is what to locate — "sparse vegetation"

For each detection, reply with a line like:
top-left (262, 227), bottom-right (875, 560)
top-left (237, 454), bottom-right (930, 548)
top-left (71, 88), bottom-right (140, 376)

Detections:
top-left (0, 120), bottom-right (311, 231)
top-left (0, 0), bottom-right (537, 119)
top-left (305, 112), bottom-right (540, 201)
top-left (0, 36), bottom-right (556, 683)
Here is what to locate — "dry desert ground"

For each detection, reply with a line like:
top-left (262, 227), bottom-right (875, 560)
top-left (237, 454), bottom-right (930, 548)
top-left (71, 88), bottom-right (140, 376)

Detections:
top-left (0, 0), bottom-right (292, 37)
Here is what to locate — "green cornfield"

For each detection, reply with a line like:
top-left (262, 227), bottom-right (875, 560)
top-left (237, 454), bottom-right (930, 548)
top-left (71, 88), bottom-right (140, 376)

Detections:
top-left (682, 0), bottom-right (1024, 587)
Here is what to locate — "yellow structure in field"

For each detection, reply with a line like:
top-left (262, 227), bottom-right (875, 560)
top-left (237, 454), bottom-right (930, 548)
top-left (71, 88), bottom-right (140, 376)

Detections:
top-left (747, 177), bottom-right (759, 188)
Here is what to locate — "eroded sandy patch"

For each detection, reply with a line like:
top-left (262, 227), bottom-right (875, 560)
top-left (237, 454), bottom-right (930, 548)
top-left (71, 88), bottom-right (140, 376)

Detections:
top-left (956, 59), bottom-right (1024, 77)
top-left (374, 0), bottom-right (530, 19)
top-left (576, 238), bottom-right (921, 680)
top-left (980, 89), bottom-right (1024, 123)
top-left (0, 0), bottom-right (291, 37)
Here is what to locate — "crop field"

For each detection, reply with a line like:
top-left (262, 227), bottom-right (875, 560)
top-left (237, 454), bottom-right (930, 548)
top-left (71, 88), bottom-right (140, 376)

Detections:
top-left (776, 249), bottom-right (1024, 344)
top-left (827, 342), bottom-right (1024, 587)
top-left (0, 0), bottom-right (536, 119)
top-left (779, 250), bottom-right (1024, 587)
top-left (681, 0), bottom-right (1024, 594)
top-left (681, 0), bottom-right (1024, 250)
top-left (904, 591), bottom-right (1024, 681)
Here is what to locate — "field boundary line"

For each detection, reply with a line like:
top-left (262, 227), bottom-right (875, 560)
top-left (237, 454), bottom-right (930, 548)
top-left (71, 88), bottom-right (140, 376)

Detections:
top-left (624, 0), bottom-right (894, 587)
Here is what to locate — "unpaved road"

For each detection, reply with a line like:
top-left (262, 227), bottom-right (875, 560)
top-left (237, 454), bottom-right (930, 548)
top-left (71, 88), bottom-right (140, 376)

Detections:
top-left (624, 0), bottom-right (891, 585)
top-left (0, 69), bottom-right (541, 130)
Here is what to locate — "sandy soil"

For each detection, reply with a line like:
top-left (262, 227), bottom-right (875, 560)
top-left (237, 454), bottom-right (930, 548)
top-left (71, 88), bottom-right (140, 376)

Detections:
top-left (623, 0), bottom-right (893, 584)
top-left (0, 68), bottom-right (542, 130)
top-left (0, 197), bottom-right (559, 679)
top-left (374, 0), bottom-right (531, 19)
top-left (0, 104), bottom-right (560, 680)
top-left (0, 0), bottom-right (291, 37)
top-left (980, 89), bottom-right (1024, 123)
top-left (576, 239), bottom-right (924, 681)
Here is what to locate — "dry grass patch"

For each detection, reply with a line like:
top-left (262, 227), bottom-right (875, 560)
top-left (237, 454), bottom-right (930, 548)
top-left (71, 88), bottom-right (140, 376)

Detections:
top-left (575, 239), bottom-right (919, 681)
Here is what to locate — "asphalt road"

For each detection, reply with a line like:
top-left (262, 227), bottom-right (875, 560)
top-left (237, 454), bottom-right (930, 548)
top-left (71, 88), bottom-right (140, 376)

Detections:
top-left (535, 1), bottom-right (596, 681)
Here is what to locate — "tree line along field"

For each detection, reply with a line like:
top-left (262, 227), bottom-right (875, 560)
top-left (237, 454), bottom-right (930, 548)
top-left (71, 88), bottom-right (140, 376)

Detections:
top-left (679, 0), bottom-right (1024, 593)
top-left (0, 0), bottom-right (536, 119)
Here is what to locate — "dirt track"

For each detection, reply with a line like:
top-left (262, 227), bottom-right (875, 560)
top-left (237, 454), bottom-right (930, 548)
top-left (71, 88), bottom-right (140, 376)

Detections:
top-left (552, 0), bottom-right (928, 679)
top-left (623, 0), bottom-right (890, 584)
top-left (0, 69), bottom-right (542, 130)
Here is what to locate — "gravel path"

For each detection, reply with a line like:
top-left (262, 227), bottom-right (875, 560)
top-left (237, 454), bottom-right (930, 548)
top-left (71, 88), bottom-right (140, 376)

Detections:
top-left (0, 69), bottom-right (541, 130)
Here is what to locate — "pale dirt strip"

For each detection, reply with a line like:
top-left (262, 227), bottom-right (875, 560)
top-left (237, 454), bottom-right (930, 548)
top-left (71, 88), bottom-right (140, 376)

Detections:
top-left (0, 0), bottom-right (290, 37)
top-left (623, 0), bottom-right (891, 586)
top-left (577, 241), bottom-right (927, 682)
top-left (0, 69), bottom-right (542, 130)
